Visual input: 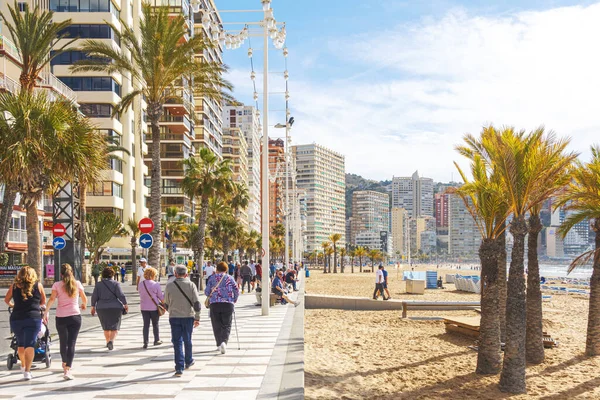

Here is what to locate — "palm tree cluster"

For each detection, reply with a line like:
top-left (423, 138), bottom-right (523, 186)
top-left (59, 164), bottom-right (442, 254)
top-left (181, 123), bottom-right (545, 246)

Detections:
top-left (452, 125), bottom-right (598, 394)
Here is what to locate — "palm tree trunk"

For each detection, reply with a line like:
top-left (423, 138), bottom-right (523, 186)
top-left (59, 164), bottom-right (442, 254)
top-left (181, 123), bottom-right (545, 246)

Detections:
top-left (196, 196), bottom-right (209, 291)
top-left (0, 186), bottom-right (17, 252)
top-left (333, 244), bottom-right (338, 273)
top-left (476, 238), bottom-right (502, 375)
top-left (25, 200), bottom-right (42, 279)
top-left (499, 216), bottom-right (528, 394)
top-left (341, 256), bottom-right (344, 273)
top-left (498, 225), bottom-right (508, 343)
top-left (585, 219), bottom-right (600, 356)
top-left (323, 253), bottom-right (327, 273)
top-left (526, 214), bottom-right (544, 364)
top-left (360, 257), bottom-right (363, 273)
top-left (351, 256), bottom-right (354, 273)
top-left (148, 108), bottom-right (163, 271)
top-left (223, 237), bottom-right (230, 262)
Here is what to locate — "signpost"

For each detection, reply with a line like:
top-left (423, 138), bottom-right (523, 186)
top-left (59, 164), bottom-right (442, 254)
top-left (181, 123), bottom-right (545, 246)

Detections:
top-left (52, 223), bottom-right (66, 237)
top-left (138, 218), bottom-right (154, 234)
top-left (53, 237), bottom-right (66, 269)
top-left (139, 233), bottom-right (153, 249)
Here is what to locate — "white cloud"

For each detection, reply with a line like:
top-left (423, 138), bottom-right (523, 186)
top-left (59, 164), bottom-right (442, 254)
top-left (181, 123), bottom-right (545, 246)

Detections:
top-left (227, 3), bottom-right (600, 181)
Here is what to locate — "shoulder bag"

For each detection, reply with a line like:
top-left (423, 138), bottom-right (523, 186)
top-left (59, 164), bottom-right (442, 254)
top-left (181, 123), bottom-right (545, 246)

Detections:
top-left (102, 280), bottom-right (127, 315)
top-left (205, 274), bottom-right (226, 308)
top-left (174, 281), bottom-right (195, 309)
top-left (143, 281), bottom-right (166, 316)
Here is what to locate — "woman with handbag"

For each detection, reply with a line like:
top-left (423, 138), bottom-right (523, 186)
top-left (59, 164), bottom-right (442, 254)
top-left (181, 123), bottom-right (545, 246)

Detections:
top-left (138, 267), bottom-right (165, 349)
top-left (204, 261), bottom-right (239, 354)
top-left (90, 267), bottom-right (128, 350)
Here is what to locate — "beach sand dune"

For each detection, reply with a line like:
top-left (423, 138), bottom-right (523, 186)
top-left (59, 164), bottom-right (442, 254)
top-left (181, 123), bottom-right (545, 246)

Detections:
top-left (305, 266), bottom-right (600, 399)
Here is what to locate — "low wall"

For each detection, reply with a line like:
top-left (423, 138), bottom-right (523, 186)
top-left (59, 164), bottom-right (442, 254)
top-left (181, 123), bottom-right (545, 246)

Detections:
top-left (305, 294), bottom-right (405, 310)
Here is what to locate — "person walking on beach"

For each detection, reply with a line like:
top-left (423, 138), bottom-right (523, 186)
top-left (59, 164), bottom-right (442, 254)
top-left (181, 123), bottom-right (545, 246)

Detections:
top-left (373, 265), bottom-right (388, 300)
top-left (205, 262), bottom-right (239, 354)
top-left (382, 265), bottom-right (391, 300)
top-left (139, 267), bottom-right (164, 349)
top-left (91, 267), bottom-right (128, 350)
top-left (240, 261), bottom-right (252, 293)
top-left (4, 266), bottom-right (46, 381)
top-left (164, 265), bottom-right (201, 377)
top-left (44, 264), bottom-right (87, 380)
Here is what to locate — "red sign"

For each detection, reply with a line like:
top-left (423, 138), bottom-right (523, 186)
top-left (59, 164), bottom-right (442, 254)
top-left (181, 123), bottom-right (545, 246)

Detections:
top-left (43, 221), bottom-right (53, 231)
top-left (138, 217), bottom-right (154, 234)
top-left (52, 223), bottom-right (66, 237)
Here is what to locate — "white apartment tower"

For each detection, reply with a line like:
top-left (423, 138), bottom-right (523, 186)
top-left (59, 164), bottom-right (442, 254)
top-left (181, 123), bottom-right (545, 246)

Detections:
top-left (293, 143), bottom-right (345, 252)
top-left (222, 105), bottom-right (261, 232)
top-left (392, 171), bottom-right (434, 218)
top-left (350, 190), bottom-right (389, 245)
top-left (448, 194), bottom-right (481, 257)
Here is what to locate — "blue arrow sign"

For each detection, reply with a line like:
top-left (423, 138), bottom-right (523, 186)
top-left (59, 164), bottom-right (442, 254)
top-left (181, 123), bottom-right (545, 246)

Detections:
top-left (139, 233), bottom-right (153, 249)
top-left (53, 237), bottom-right (66, 250)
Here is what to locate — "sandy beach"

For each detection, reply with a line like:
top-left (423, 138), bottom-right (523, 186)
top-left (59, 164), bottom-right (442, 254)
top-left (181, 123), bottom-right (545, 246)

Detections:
top-left (305, 265), bottom-right (600, 399)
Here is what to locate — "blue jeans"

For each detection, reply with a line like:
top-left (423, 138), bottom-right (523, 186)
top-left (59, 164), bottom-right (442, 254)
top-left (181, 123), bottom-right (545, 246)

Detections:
top-left (169, 318), bottom-right (194, 372)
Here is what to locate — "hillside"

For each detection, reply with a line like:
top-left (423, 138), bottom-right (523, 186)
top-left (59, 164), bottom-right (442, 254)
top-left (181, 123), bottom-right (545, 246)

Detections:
top-left (345, 173), bottom-right (391, 218)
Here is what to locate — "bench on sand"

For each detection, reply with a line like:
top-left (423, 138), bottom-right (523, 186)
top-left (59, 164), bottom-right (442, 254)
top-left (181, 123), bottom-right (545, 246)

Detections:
top-left (443, 316), bottom-right (481, 338)
top-left (402, 301), bottom-right (480, 318)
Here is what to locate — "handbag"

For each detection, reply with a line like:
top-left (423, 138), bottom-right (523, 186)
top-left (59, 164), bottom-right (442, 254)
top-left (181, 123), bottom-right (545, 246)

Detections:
top-left (143, 281), bottom-right (166, 316)
top-left (102, 280), bottom-right (127, 315)
top-left (205, 274), bottom-right (226, 308)
top-left (174, 281), bottom-right (195, 309)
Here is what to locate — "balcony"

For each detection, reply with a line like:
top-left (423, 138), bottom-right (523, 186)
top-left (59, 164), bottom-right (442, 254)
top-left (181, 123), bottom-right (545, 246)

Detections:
top-left (158, 114), bottom-right (191, 133)
top-left (0, 73), bottom-right (20, 94)
top-left (0, 35), bottom-right (21, 63)
top-left (160, 133), bottom-right (192, 147)
top-left (144, 0), bottom-right (189, 16)
top-left (7, 229), bottom-right (27, 243)
top-left (38, 73), bottom-right (78, 103)
top-left (164, 87), bottom-right (193, 115)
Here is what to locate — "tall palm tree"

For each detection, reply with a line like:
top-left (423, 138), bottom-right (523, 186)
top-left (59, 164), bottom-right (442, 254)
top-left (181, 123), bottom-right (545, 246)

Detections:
top-left (230, 182), bottom-right (250, 222)
top-left (183, 223), bottom-right (200, 265)
top-left (454, 126), bottom-right (511, 375)
top-left (181, 148), bottom-right (232, 289)
top-left (368, 249), bottom-right (380, 269)
top-left (72, 5), bottom-right (232, 269)
top-left (321, 241), bottom-right (331, 273)
top-left (125, 219), bottom-right (140, 284)
top-left (556, 145), bottom-right (600, 357)
top-left (163, 207), bottom-right (186, 263)
top-left (0, 2), bottom-right (75, 251)
top-left (339, 248), bottom-right (347, 273)
top-left (329, 233), bottom-right (342, 273)
top-left (85, 212), bottom-right (123, 264)
top-left (349, 248), bottom-right (356, 273)
top-left (0, 92), bottom-right (105, 277)
top-left (491, 127), bottom-right (575, 394)
top-left (355, 246), bottom-right (367, 273)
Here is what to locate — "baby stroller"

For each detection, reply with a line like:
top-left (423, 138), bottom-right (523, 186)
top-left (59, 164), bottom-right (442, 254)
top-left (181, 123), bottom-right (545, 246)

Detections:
top-left (6, 307), bottom-right (52, 370)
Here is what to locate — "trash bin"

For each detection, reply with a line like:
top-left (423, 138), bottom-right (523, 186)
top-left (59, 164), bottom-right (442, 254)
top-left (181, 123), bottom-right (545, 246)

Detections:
top-left (305, 269), bottom-right (310, 278)
top-left (191, 273), bottom-right (200, 289)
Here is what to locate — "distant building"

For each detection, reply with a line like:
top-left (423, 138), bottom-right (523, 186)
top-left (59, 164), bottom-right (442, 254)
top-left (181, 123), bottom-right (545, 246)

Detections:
top-left (391, 207), bottom-right (407, 259)
top-left (268, 138), bottom-right (285, 233)
top-left (350, 190), bottom-right (389, 244)
top-left (410, 216), bottom-right (436, 254)
top-left (222, 126), bottom-right (249, 230)
top-left (355, 231), bottom-right (393, 257)
top-left (448, 194), bottom-right (481, 258)
top-left (546, 226), bottom-right (564, 258)
top-left (391, 171), bottom-right (434, 218)
top-left (293, 143), bottom-right (345, 252)
top-left (435, 192), bottom-right (449, 228)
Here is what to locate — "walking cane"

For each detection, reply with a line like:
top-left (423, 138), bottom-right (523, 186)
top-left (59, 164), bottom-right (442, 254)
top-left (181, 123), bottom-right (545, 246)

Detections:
top-left (233, 310), bottom-right (241, 350)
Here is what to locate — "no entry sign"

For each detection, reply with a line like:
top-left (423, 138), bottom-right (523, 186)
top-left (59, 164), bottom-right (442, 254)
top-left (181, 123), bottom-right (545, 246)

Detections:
top-left (138, 217), bottom-right (154, 234)
top-left (52, 223), bottom-right (66, 237)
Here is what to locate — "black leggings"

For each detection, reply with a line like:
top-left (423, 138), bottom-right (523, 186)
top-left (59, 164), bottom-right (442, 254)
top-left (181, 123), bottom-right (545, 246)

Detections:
top-left (56, 315), bottom-right (82, 368)
top-left (141, 310), bottom-right (160, 344)
top-left (209, 302), bottom-right (234, 346)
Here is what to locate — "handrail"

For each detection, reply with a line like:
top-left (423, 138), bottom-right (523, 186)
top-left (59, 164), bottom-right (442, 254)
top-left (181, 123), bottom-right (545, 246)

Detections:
top-left (0, 35), bottom-right (22, 63)
top-left (39, 72), bottom-right (78, 103)
top-left (0, 73), bottom-right (20, 93)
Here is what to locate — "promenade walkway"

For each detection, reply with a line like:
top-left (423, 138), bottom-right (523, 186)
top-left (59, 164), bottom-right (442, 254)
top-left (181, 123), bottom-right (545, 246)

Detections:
top-left (0, 278), bottom-right (304, 399)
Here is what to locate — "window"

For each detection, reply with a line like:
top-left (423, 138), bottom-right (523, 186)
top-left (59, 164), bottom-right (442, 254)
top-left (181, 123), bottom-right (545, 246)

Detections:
top-left (58, 77), bottom-right (121, 95)
top-left (112, 183), bottom-right (123, 198)
top-left (50, 0), bottom-right (118, 12)
top-left (50, 50), bottom-right (110, 66)
top-left (80, 103), bottom-right (114, 118)
top-left (109, 159), bottom-right (123, 173)
top-left (17, 2), bottom-right (27, 11)
top-left (57, 24), bottom-right (120, 45)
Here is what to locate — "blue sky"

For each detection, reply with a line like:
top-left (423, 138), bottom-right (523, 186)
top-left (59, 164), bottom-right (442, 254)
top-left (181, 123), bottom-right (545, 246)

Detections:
top-left (215, 1), bottom-right (600, 181)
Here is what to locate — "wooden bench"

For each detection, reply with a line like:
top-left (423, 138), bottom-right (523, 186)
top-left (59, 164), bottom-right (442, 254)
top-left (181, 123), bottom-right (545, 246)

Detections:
top-left (270, 293), bottom-right (283, 306)
top-left (402, 301), bottom-right (480, 318)
top-left (444, 316), bottom-right (481, 338)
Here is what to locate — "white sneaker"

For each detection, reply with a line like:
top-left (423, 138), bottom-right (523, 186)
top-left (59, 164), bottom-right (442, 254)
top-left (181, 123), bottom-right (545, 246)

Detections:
top-left (23, 371), bottom-right (32, 381)
top-left (220, 342), bottom-right (227, 354)
top-left (64, 370), bottom-right (74, 380)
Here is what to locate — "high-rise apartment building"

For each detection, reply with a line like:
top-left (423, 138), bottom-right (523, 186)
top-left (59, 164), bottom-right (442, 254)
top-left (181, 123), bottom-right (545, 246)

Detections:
top-left (222, 126), bottom-right (249, 229)
top-left (435, 192), bottom-right (449, 228)
top-left (293, 143), bottom-right (345, 252)
top-left (392, 171), bottom-right (434, 218)
top-left (448, 194), bottom-right (481, 257)
top-left (268, 138), bottom-right (285, 232)
top-left (222, 105), bottom-right (261, 232)
top-left (391, 207), bottom-right (406, 258)
top-left (350, 190), bottom-right (389, 245)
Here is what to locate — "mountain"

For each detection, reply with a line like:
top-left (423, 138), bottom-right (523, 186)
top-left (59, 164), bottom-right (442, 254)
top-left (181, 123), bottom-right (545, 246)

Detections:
top-left (345, 173), bottom-right (391, 218)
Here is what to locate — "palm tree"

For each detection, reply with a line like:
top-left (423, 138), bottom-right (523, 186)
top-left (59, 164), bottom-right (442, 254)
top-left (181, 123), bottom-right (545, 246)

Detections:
top-left (183, 223), bottom-right (201, 265)
top-left (230, 182), bottom-right (250, 222)
top-left (368, 249), bottom-right (380, 269)
top-left (0, 2), bottom-right (76, 251)
top-left (339, 248), bottom-right (347, 273)
top-left (556, 145), bottom-right (600, 357)
top-left (355, 246), bottom-right (367, 273)
top-left (72, 5), bottom-right (232, 269)
top-left (325, 246), bottom-right (334, 270)
top-left (125, 219), bottom-right (140, 284)
top-left (163, 207), bottom-right (186, 263)
top-left (329, 233), bottom-right (342, 273)
top-left (349, 248), bottom-right (356, 273)
top-left (0, 92), bottom-right (105, 277)
top-left (181, 148), bottom-right (232, 289)
top-left (272, 223), bottom-right (285, 238)
top-left (490, 127), bottom-right (575, 394)
top-left (321, 242), bottom-right (331, 273)
top-left (85, 212), bottom-right (123, 265)
top-left (454, 126), bottom-right (511, 375)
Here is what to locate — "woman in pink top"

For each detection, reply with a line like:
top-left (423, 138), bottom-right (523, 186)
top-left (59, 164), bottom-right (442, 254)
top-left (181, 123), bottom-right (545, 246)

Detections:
top-left (44, 264), bottom-right (87, 380)
top-left (138, 267), bottom-right (164, 349)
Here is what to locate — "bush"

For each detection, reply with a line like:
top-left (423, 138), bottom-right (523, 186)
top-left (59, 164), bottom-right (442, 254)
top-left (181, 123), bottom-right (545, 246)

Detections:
top-left (0, 253), bottom-right (8, 266)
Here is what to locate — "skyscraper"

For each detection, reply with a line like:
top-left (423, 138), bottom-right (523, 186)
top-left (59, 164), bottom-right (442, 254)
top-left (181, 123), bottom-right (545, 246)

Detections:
top-left (391, 207), bottom-right (407, 258)
top-left (350, 190), bottom-right (389, 245)
top-left (221, 126), bottom-right (249, 229)
top-left (391, 171), bottom-right (434, 218)
top-left (268, 138), bottom-right (285, 232)
top-left (293, 143), bottom-right (345, 252)
top-left (448, 194), bottom-right (481, 257)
